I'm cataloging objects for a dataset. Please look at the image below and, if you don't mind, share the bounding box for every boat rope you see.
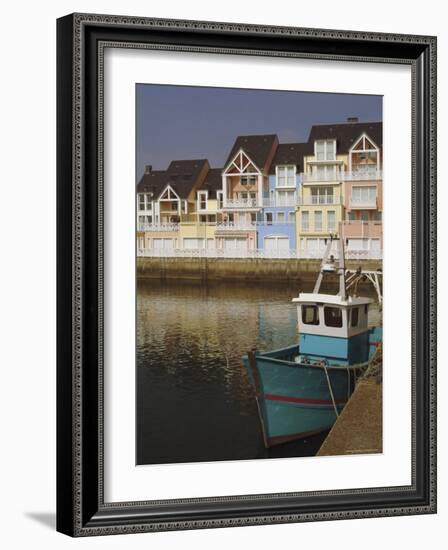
[321,362,339,418]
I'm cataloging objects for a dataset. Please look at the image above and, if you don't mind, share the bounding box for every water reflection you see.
[137,279,380,465]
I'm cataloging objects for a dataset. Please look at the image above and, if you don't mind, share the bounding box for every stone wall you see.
[137,257,381,284]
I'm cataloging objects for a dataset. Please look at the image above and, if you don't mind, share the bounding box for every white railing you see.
[301,170,382,183]
[224,198,259,208]
[300,225,337,233]
[262,197,297,207]
[298,195,340,206]
[137,247,382,260]
[301,172,343,183]
[349,196,377,208]
[215,221,257,231]
[137,223,179,232]
[344,169,382,181]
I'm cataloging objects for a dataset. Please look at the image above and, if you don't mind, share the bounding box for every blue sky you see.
[136,84,382,179]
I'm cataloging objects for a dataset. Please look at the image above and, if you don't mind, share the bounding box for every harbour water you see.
[137,278,381,465]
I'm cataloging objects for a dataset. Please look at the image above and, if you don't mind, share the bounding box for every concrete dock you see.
[317,375,382,456]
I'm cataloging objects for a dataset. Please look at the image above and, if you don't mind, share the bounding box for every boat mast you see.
[312,234,347,298]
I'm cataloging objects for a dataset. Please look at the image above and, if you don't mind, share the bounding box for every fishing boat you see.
[243,237,382,448]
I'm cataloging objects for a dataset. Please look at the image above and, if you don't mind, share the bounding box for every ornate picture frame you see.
[56,13,436,536]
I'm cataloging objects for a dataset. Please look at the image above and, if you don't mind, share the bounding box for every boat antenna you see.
[312,229,347,298]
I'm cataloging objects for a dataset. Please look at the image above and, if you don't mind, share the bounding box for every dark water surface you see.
[137,279,379,465]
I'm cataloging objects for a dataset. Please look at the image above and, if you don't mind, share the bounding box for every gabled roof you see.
[136,170,167,198]
[224,134,278,171]
[307,121,382,154]
[137,159,209,200]
[268,142,310,174]
[197,168,223,199]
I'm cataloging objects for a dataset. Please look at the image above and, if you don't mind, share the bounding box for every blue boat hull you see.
[243,327,382,447]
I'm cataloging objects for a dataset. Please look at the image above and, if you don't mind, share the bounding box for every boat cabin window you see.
[350,307,359,327]
[324,306,343,328]
[302,305,319,325]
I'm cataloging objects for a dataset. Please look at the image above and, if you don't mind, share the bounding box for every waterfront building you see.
[340,123,383,258]
[297,119,382,258]
[137,120,383,260]
[257,143,307,254]
[216,135,278,254]
[136,159,209,251]
[179,168,223,251]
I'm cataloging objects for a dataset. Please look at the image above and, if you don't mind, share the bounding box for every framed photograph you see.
[57,13,437,536]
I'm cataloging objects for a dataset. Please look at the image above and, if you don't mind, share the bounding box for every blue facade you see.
[256,173,301,251]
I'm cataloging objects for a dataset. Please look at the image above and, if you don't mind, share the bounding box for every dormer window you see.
[138,193,152,211]
[198,191,208,210]
[276,165,296,187]
[315,140,336,161]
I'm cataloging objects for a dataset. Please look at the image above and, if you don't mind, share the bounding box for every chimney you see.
[347,117,359,123]
[145,164,152,174]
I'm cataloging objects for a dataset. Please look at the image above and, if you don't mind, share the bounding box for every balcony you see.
[138,223,179,232]
[349,196,378,209]
[301,169,382,183]
[345,169,382,181]
[224,198,259,209]
[341,220,382,238]
[301,172,343,183]
[298,195,341,206]
[215,221,257,231]
[262,197,297,207]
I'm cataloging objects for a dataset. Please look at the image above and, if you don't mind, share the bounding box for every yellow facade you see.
[297,153,348,251]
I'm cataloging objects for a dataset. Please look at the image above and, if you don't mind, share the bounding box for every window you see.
[311,186,334,204]
[241,175,257,186]
[198,191,207,210]
[171,202,178,211]
[351,186,377,206]
[301,211,309,231]
[315,140,336,161]
[138,194,153,211]
[277,212,285,223]
[314,211,322,231]
[277,165,296,186]
[314,165,338,181]
[360,211,369,222]
[217,191,223,210]
[302,305,319,325]
[265,212,273,225]
[250,212,256,223]
[348,212,356,221]
[350,307,359,327]
[324,307,343,328]
[327,211,336,232]
[200,215,207,223]
[289,211,295,223]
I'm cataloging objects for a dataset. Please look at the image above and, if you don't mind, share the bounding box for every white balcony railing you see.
[301,170,382,183]
[138,223,179,232]
[262,197,297,207]
[349,196,378,208]
[137,247,382,260]
[301,172,343,183]
[344,169,382,181]
[215,221,257,231]
[298,195,340,206]
[224,198,259,208]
